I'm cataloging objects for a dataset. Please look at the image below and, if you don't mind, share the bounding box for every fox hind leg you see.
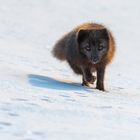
[82,76,89,87]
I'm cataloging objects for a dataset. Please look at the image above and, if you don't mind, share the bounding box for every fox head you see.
[77,28,109,64]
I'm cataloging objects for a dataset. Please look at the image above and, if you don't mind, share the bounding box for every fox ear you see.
[77,29,90,43]
[100,28,109,39]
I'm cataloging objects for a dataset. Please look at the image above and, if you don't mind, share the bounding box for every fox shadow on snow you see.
[28,74,92,91]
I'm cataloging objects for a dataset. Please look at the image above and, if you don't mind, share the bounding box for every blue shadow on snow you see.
[28,74,90,91]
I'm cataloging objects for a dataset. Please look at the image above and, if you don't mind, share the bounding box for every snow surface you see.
[0,0,140,140]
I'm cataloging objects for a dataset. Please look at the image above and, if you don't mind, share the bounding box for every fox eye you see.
[98,43,104,51]
[84,44,91,51]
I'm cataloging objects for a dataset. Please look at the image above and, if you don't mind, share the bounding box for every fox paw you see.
[82,76,96,87]
[86,76,96,84]
[82,80,89,87]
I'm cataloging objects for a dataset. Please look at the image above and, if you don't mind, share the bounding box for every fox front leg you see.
[81,67,96,86]
[96,66,105,91]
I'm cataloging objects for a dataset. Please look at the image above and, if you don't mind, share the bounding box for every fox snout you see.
[92,57,99,64]
[91,53,100,64]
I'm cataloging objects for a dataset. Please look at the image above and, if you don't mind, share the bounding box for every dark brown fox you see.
[52,23,115,91]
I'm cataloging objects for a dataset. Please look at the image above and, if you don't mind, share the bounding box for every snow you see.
[0,0,140,140]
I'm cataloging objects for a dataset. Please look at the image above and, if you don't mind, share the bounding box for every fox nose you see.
[93,57,98,62]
